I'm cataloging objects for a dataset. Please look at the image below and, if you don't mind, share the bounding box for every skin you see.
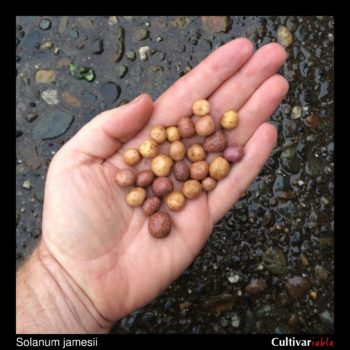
[16,38,288,333]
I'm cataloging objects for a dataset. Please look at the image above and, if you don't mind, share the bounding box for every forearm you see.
[16,242,112,334]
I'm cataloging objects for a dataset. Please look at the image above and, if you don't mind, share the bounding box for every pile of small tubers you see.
[115,99,244,239]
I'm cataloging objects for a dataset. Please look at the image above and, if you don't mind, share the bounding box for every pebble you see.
[91,38,104,54]
[78,17,94,29]
[201,293,236,313]
[126,50,136,61]
[305,154,324,177]
[16,129,23,137]
[82,90,97,103]
[26,112,38,123]
[298,254,309,266]
[33,111,74,140]
[58,17,69,33]
[100,82,120,104]
[22,180,32,190]
[108,16,118,26]
[34,187,44,203]
[231,313,240,328]
[202,16,229,33]
[40,41,53,49]
[62,91,81,108]
[35,70,56,84]
[245,279,267,295]
[19,140,41,170]
[41,89,59,105]
[227,274,240,284]
[283,104,291,115]
[286,276,310,299]
[297,180,304,186]
[319,310,334,329]
[269,198,277,207]
[263,247,288,275]
[76,41,85,49]
[57,58,71,68]
[139,46,150,61]
[291,105,302,119]
[170,16,189,28]
[309,291,317,300]
[288,314,300,329]
[132,28,149,41]
[68,29,79,39]
[281,147,296,160]
[314,265,330,281]
[114,41,124,62]
[305,115,320,129]
[321,197,329,206]
[277,26,293,48]
[39,18,51,31]
[21,31,42,50]
[117,65,128,78]
[243,310,255,333]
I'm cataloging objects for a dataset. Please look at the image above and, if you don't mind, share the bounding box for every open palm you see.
[41,38,288,326]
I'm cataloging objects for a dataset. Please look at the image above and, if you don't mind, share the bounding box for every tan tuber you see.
[169,140,186,161]
[139,139,159,158]
[123,148,141,166]
[209,156,230,180]
[150,124,167,144]
[182,179,202,199]
[151,154,174,177]
[192,99,210,117]
[126,187,147,207]
[220,110,239,129]
[166,191,186,211]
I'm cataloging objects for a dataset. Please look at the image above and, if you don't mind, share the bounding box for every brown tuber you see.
[173,161,190,182]
[203,130,228,153]
[136,170,155,187]
[115,169,136,187]
[178,117,195,138]
[202,177,217,192]
[223,145,244,163]
[190,161,209,181]
[148,212,172,238]
[169,140,186,161]
[143,197,161,216]
[152,177,174,197]
[195,115,216,136]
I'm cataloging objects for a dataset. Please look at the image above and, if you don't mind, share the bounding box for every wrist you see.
[16,242,113,334]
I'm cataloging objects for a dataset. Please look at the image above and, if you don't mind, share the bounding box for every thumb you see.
[66,94,153,160]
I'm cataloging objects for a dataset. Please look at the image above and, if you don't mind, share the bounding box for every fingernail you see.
[131,94,142,104]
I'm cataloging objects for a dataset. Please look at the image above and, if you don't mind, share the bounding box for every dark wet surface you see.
[16,16,334,333]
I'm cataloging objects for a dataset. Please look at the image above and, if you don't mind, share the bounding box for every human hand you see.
[26,38,288,333]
